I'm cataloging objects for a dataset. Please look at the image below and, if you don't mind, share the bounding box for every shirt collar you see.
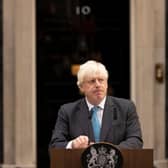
[86,96,106,111]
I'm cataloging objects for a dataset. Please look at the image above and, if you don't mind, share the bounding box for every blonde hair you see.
[77,60,109,87]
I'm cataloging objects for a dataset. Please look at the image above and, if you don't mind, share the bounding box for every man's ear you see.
[78,85,84,95]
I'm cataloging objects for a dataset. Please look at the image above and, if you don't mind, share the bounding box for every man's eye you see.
[90,80,95,83]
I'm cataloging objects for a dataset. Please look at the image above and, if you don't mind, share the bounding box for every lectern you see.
[50,147,153,168]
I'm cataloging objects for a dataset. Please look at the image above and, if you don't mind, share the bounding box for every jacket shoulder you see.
[108,96,135,108]
[60,98,85,110]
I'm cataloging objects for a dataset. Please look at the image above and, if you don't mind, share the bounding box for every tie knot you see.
[91,106,100,113]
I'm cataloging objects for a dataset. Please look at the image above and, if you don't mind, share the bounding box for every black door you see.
[36,0,130,167]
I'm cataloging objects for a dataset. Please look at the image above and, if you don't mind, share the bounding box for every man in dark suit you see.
[49,60,143,149]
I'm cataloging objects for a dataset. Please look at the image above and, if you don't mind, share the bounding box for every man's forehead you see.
[84,74,105,80]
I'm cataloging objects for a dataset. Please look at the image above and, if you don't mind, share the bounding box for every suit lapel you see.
[100,97,115,141]
[77,99,95,141]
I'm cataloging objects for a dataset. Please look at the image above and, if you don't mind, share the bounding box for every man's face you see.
[79,74,108,105]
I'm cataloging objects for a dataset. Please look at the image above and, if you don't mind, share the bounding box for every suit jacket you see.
[49,96,143,149]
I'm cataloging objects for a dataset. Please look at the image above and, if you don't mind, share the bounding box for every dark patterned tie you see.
[91,106,101,142]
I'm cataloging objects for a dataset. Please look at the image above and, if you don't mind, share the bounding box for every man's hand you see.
[72,135,90,149]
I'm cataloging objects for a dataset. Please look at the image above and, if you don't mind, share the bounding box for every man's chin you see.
[95,95,104,101]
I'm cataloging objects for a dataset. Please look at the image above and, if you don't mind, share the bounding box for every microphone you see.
[88,110,93,120]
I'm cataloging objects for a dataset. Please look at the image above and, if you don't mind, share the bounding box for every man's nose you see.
[95,79,101,85]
